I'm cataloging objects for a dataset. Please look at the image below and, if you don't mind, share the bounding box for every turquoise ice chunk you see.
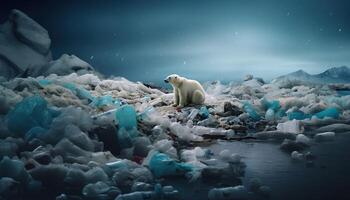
[113,98,122,108]
[261,98,280,111]
[76,87,95,102]
[92,95,114,108]
[62,82,94,102]
[288,110,311,120]
[199,106,209,119]
[275,109,286,119]
[6,95,54,136]
[62,82,77,91]
[149,151,193,178]
[243,102,261,121]
[0,156,30,184]
[115,105,138,149]
[38,79,52,87]
[314,107,339,119]
[115,105,137,131]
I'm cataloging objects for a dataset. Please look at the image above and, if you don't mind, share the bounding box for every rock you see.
[115,191,156,200]
[131,182,153,192]
[0,157,30,184]
[315,124,350,133]
[82,181,120,199]
[244,74,253,81]
[223,102,243,116]
[257,186,271,197]
[280,139,306,152]
[242,79,263,89]
[314,132,335,142]
[0,177,19,198]
[0,9,52,79]
[296,134,311,145]
[10,9,51,54]
[291,151,304,161]
[208,185,249,200]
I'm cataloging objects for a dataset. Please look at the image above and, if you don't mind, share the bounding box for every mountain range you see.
[272,66,350,85]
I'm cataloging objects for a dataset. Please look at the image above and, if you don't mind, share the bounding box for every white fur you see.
[164,74,205,108]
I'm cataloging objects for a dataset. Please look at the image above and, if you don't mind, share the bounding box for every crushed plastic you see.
[199,106,209,119]
[187,109,199,121]
[82,181,120,199]
[0,157,30,184]
[153,139,178,159]
[276,119,304,134]
[145,150,193,178]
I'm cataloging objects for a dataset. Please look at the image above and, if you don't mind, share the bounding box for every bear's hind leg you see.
[192,90,205,105]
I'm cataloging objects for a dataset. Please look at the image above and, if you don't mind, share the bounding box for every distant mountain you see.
[272,66,350,86]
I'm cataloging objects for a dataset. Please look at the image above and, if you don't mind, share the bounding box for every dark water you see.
[336,90,350,96]
[169,133,350,200]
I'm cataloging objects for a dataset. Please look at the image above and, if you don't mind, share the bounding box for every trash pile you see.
[0,71,349,200]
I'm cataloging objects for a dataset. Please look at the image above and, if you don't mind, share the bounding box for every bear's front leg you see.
[178,90,187,108]
[172,88,179,107]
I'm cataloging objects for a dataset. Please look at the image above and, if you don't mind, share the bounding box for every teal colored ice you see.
[261,98,281,111]
[288,110,312,120]
[243,102,261,121]
[115,105,138,148]
[62,82,95,102]
[314,107,339,119]
[6,95,56,136]
[115,105,137,131]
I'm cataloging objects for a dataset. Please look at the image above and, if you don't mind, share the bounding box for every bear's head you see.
[164,74,183,87]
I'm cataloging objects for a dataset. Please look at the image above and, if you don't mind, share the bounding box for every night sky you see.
[1,0,349,83]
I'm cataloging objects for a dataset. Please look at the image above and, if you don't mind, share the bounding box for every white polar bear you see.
[164,74,205,108]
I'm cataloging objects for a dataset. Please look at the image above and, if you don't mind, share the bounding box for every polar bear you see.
[164,74,205,108]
